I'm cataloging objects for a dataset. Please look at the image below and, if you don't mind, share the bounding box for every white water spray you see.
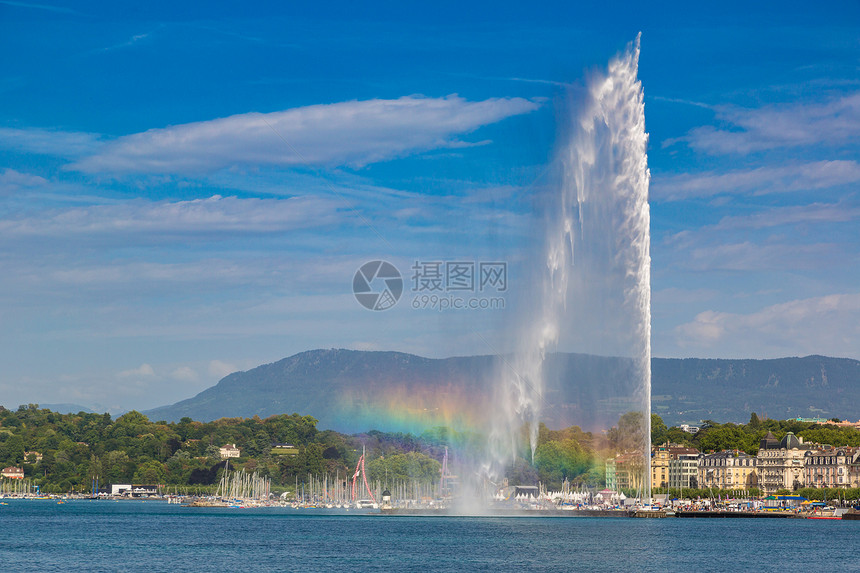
[488,35,651,502]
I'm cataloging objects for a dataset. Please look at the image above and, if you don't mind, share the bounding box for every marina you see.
[5,491,855,520]
[2,498,859,573]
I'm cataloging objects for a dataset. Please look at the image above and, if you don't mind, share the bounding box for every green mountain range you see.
[143,349,860,432]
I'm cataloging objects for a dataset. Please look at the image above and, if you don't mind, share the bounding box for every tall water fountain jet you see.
[488,35,651,503]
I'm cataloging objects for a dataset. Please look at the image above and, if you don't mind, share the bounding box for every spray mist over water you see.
[486,35,651,502]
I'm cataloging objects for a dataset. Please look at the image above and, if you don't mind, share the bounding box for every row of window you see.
[806,456,847,465]
[805,467,845,475]
[806,474,845,484]
[701,458,755,467]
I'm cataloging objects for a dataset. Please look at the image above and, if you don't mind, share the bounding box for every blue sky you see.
[1,1,859,412]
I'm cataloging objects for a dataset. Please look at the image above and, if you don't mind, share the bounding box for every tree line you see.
[0,405,449,494]
[2,404,858,494]
[651,412,860,454]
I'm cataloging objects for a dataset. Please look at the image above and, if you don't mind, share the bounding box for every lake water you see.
[1,500,858,572]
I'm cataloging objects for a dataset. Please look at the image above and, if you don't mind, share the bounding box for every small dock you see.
[632,509,668,518]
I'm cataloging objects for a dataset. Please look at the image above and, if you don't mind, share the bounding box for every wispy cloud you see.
[0,194,345,238]
[34,258,365,294]
[652,160,860,201]
[504,77,567,87]
[664,92,860,154]
[0,0,74,13]
[658,199,860,273]
[0,168,48,194]
[0,127,102,158]
[170,366,199,383]
[101,31,153,52]
[713,202,860,230]
[649,95,712,109]
[46,260,263,287]
[69,95,540,174]
[118,363,155,378]
[675,292,860,359]
[665,239,838,272]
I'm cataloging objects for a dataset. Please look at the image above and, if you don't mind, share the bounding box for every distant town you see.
[635,415,860,498]
[643,417,860,496]
[2,404,860,508]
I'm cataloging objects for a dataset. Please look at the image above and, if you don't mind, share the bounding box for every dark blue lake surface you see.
[1,500,858,572]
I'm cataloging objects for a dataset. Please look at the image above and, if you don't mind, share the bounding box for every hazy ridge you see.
[143,349,860,431]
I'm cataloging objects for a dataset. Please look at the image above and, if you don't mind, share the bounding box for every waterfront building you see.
[110,484,159,497]
[612,452,645,491]
[1,466,24,479]
[651,443,700,489]
[668,449,701,489]
[219,444,241,459]
[651,444,671,489]
[605,458,617,491]
[756,432,811,494]
[679,424,700,434]
[850,450,860,488]
[698,451,757,490]
[111,484,132,495]
[270,443,299,457]
[804,447,856,488]
[828,419,860,431]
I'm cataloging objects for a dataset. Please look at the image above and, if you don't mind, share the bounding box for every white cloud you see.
[118,363,156,378]
[681,241,836,272]
[0,168,48,194]
[652,160,860,201]
[713,202,860,230]
[208,360,237,379]
[675,293,860,359]
[170,366,199,382]
[665,92,860,155]
[69,95,540,174]
[46,260,261,287]
[0,127,102,157]
[0,194,345,238]
[658,201,860,272]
